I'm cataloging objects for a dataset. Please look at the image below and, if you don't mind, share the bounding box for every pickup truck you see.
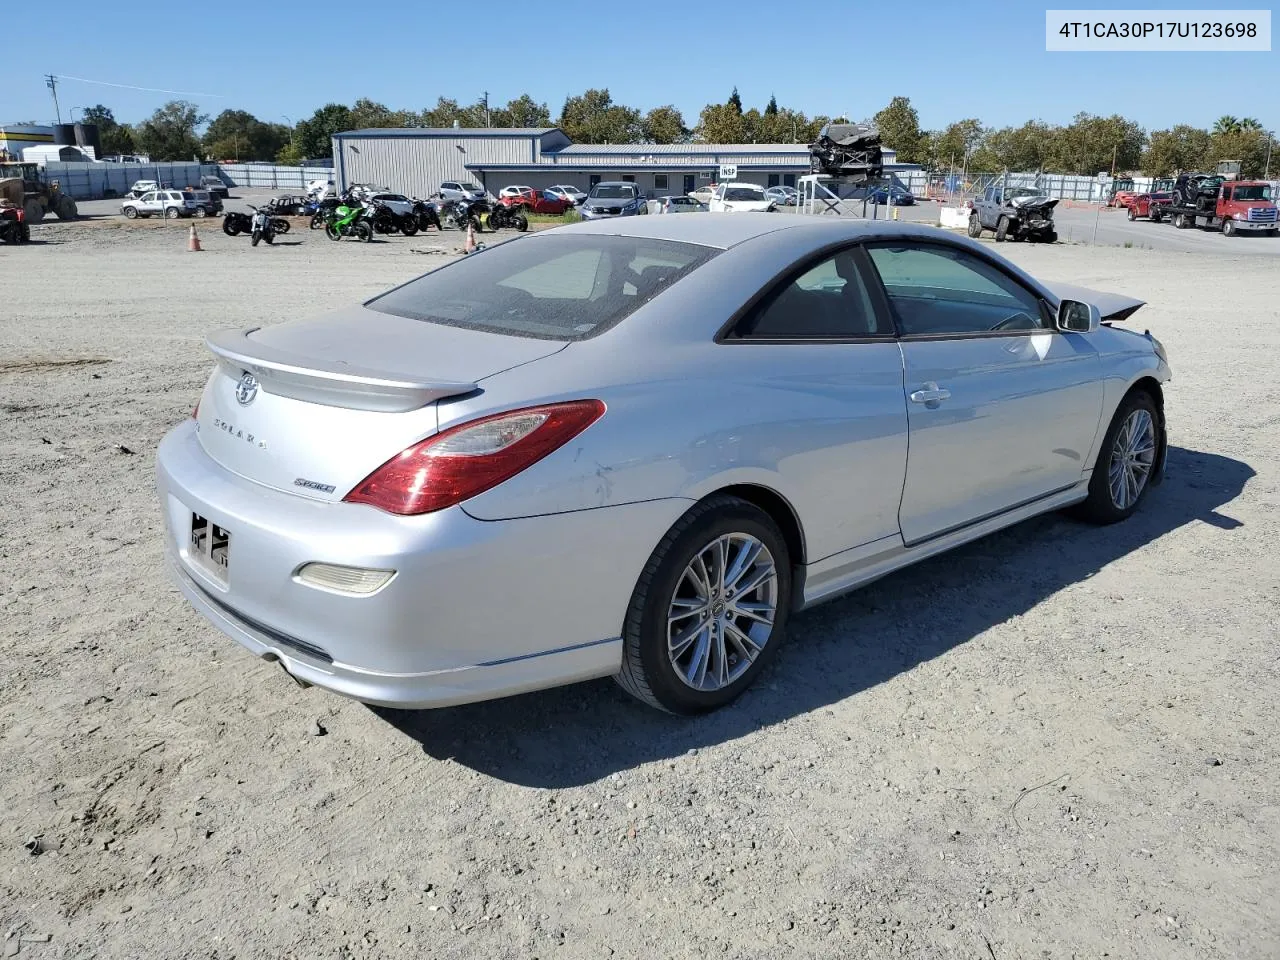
[967,185,1058,243]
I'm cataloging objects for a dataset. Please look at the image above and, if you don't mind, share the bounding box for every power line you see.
[53,74,225,99]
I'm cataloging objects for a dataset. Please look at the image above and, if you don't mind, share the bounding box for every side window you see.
[733,249,883,339]
[1221,186,1232,200]
[865,243,1046,337]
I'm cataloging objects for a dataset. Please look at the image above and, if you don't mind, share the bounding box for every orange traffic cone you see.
[464,221,476,254]
[188,223,202,252]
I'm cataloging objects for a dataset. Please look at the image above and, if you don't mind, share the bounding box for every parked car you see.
[200,176,230,199]
[126,179,167,199]
[709,182,776,213]
[689,184,716,204]
[579,181,647,219]
[649,195,707,214]
[160,216,1171,716]
[369,192,416,218]
[438,180,488,203]
[181,189,222,217]
[121,190,197,219]
[546,184,588,206]
[498,187,573,215]
[764,185,799,206]
[866,185,916,206]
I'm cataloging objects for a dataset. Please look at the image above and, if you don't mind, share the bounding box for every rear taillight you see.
[344,400,606,516]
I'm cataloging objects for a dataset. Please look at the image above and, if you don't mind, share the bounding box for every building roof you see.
[553,142,809,156]
[334,127,559,138]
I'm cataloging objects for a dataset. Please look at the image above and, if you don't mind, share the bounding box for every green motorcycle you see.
[324,199,373,242]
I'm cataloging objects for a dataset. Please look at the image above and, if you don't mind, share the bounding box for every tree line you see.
[81,92,1277,180]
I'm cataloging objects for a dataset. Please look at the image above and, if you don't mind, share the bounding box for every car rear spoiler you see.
[1042,281,1146,323]
[205,327,478,413]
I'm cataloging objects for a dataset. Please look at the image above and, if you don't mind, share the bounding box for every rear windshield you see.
[365,235,717,341]
[725,187,765,201]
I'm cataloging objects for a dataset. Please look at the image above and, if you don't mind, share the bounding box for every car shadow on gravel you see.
[374,446,1253,787]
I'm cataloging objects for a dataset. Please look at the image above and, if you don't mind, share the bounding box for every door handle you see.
[909,383,951,404]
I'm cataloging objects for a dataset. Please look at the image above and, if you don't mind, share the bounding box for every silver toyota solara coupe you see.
[156,214,1171,715]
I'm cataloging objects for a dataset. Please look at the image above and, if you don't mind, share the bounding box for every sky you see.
[9,0,1278,134]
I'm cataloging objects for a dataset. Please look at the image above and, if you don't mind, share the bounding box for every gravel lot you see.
[2,218,1277,959]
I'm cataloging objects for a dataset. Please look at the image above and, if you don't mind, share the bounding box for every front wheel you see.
[615,496,792,714]
[400,218,418,236]
[325,223,342,241]
[967,213,982,238]
[1222,219,1236,237]
[251,230,261,247]
[272,218,290,234]
[995,215,1009,241]
[124,207,139,219]
[310,214,324,230]
[223,218,240,236]
[1127,205,1137,221]
[513,213,528,232]
[1071,390,1162,524]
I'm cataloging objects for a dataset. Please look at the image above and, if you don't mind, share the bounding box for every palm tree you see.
[1213,116,1241,135]
[1239,118,1263,131]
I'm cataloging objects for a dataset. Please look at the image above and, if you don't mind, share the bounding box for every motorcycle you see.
[308,196,341,229]
[249,205,274,246]
[224,209,291,237]
[367,199,419,237]
[441,196,490,232]
[487,203,529,232]
[324,199,373,242]
[411,196,442,231]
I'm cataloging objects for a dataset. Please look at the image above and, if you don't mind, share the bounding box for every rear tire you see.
[223,218,240,236]
[1127,205,1137,221]
[55,196,77,220]
[967,213,982,238]
[165,207,180,219]
[195,207,208,218]
[400,218,418,236]
[355,222,373,242]
[995,216,1009,241]
[615,496,792,714]
[513,213,528,232]
[1071,390,1162,525]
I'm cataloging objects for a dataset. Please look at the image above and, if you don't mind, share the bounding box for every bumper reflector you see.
[296,563,395,596]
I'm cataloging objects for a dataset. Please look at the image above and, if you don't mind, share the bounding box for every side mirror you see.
[1057,299,1101,333]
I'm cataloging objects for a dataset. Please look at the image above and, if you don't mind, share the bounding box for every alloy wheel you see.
[667,534,778,692]
[1108,409,1156,510]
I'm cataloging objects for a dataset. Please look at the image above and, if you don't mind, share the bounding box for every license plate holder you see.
[189,512,230,584]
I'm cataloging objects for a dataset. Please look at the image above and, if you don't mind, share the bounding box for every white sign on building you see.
[718,163,737,181]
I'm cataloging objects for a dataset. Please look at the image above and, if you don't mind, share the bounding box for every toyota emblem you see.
[235,372,259,406]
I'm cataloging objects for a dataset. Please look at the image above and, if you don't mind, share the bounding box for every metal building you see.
[332,127,571,198]
[331,126,902,199]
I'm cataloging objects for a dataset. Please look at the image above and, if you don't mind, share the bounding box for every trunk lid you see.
[195,305,567,500]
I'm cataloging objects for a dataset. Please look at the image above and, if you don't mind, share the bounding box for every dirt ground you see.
[1,219,1277,960]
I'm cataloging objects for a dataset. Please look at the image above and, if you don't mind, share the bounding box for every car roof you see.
[558,211,962,250]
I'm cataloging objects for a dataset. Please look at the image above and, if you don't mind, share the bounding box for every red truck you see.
[1126,178,1175,222]
[1164,173,1278,236]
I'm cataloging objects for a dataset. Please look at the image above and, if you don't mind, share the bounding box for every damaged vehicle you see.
[808,123,884,181]
[969,185,1058,243]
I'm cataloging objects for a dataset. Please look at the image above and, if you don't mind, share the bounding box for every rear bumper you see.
[156,421,689,708]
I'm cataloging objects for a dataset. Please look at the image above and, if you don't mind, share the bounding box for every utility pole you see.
[1266,132,1274,179]
[45,74,62,123]
[1110,142,1118,178]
